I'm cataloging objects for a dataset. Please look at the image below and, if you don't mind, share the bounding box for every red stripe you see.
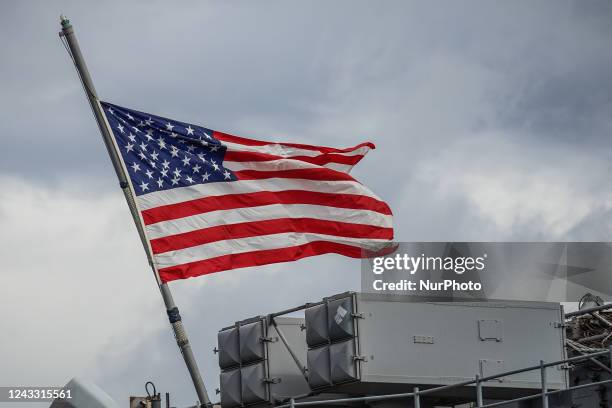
[142,190,392,225]
[214,130,375,153]
[158,240,365,282]
[150,218,393,254]
[224,150,365,166]
[234,168,355,181]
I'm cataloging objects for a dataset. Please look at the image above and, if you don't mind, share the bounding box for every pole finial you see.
[60,14,70,28]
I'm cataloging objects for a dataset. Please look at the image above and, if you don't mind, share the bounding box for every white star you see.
[186,175,194,184]
[139,181,149,192]
[157,178,164,188]
[223,170,232,180]
[131,162,141,172]
[145,130,154,141]
[145,117,154,126]
[197,153,207,163]
[117,124,125,133]
[137,120,146,127]
[157,137,167,150]
[165,122,175,131]
[139,142,148,151]
[125,143,134,153]
[211,161,220,171]
[182,155,191,166]
[171,177,180,186]
[210,145,219,152]
[138,151,147,160]
[170,132,178,138]
[149,160,157,168]
[150,151,159,161]
[162,160,170,169]
[203,132,212,140]
[128,133,136,142]
[192,164,201,173]
[132,126,141,133]
[170,146,180,158]
[160,169,169,178]
[202,172,210,181]
[107,107,114,115]
[186,126,194,135]
[126,113,134,121]
[173,168,182,178]
[145,169,154,179]
[187,145,196,153]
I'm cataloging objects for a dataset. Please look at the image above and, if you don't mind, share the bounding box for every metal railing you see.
[279,349,612,408]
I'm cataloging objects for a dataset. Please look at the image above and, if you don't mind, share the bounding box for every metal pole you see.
[59,15,211,407]
[540,360,548,408]
[475,375,483,407]
[413,387,420,408]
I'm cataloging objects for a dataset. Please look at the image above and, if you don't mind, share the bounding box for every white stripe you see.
[224,158,354,173]
[223,141,371,159]
[146,203,393,239]
[137,178,385,210]
[153,232,389,268]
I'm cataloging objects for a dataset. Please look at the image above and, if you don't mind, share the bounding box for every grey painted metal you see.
[565,303,612,317]
[59,16,210,407]
[271,318,308,380]
[275,350,610,408]
[540,361,548,408]
[476,375,483,407]
[306,293,567,396]
[412,387,420,408]
[217,317,310,407]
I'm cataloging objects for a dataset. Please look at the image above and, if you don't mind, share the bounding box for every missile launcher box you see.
[304,292,568,399]
[217,316,310,407]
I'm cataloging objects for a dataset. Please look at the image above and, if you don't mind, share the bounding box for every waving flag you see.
[101,102,393,282]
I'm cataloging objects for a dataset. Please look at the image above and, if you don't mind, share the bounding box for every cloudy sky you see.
[1,1,612,407]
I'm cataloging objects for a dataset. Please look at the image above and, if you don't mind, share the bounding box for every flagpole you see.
[59,15,211,407]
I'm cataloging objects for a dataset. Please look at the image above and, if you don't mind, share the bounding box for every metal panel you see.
[330,339,358,384]
[479,359,505,378]
[239,321,265,364]
[478,319,503,342]
[241,362,268,405]
[307,345,331,388]
[354,295,567,392]
[305,303,329,347]
[220,368,242,408]
[218,327,240,369]
[218,317,310,407]
[327,297,354,342]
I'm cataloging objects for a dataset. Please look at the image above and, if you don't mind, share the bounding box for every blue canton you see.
[101,102,236,196]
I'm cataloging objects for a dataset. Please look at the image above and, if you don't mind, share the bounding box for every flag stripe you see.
[224,156,363,174]
[136,178,384,211]
[224,150,366,166]
[157,240,366,282]
[234,167,356,182]
[154,232,387,269]
[142,189,392,225]
[222,141,371,159]
[145,203,393,240]
[150,218,393,254]
[215,130,375,153]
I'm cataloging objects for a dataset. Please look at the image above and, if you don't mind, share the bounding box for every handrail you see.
[276,349,611,408]
[565,303,612,318]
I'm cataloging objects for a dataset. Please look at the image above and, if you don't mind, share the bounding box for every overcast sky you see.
[1,1,612,407]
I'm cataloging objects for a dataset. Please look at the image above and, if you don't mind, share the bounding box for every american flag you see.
[101,102,393,282]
